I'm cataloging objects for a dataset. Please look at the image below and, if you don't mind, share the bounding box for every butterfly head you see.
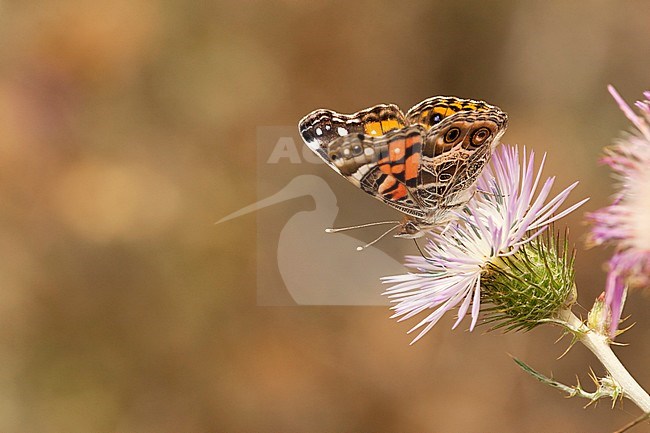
[394,220,426,239]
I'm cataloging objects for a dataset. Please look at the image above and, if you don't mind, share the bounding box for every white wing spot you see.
[315,127,323,136]
[394,148,401,154]
[337,127,348,136]
[356,164,370,176]
[325,124,331,130]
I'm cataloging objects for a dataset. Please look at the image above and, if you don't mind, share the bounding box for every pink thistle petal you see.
[608,85,650,138]
[604,265,625,337]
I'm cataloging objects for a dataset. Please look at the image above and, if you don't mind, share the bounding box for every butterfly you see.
[298,96,508,240]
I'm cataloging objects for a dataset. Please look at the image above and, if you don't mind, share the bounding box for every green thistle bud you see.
[481,230,577,332]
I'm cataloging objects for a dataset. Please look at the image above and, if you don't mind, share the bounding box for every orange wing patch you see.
[388,183,408,200]
[404,135,420,186]
[376,133,421,187]
[364,119,404,136]
[378,175,408,201]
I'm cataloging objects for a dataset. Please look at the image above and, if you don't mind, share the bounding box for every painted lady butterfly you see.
[299,96,508,238]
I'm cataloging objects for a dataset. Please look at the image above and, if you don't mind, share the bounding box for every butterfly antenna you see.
[325,220,400,233]
[356,223,402,251]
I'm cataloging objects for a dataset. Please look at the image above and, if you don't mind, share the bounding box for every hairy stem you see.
[556,309,650,413]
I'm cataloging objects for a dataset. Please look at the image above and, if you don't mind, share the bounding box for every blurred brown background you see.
[0,1,649,432]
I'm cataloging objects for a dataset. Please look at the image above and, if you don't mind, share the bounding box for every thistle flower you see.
[586,86,650,336]
[383,145,588,343]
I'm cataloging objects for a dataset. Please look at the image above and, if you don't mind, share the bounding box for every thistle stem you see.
[557,309,650,413]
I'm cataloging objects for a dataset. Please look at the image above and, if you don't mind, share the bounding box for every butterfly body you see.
[299,96,508,237]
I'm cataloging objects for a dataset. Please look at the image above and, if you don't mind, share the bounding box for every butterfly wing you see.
[299,104,407,168]
[298,96,508,226]
[414,106,509,210]
[338,126,428,220]
[406,96,495,131]
[306,123,429,221]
